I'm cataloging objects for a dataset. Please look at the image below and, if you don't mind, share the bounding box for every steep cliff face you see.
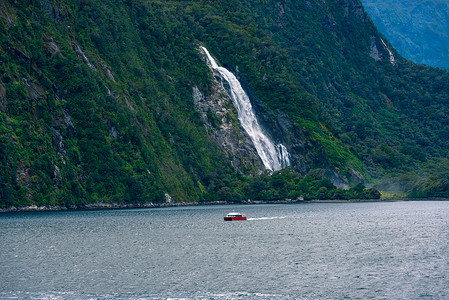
[0,0,241,205]
[193,80,265,175]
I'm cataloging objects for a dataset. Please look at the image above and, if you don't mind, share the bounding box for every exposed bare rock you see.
[72,42,97,71]
[22,78,45,100]
[99,58,117,83]
[0,83,7,113]
[0,0,16,26]
[193,80,265,175]
[380,38,396,66]
[43,36,61,57]
[369,36,382,61]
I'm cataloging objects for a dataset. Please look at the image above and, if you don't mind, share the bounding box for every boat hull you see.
[224,216,247,221]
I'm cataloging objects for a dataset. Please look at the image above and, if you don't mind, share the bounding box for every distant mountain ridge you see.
[361,0,449,69]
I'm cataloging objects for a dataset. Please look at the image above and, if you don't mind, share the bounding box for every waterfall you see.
[201,46,291,171]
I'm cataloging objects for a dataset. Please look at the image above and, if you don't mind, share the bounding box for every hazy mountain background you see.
[361,0,449,69]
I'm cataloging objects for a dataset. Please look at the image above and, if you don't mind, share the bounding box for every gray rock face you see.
[369,35,382,61]
[0,83,6,113]
[193,80,265,175]
[250,97,309,174]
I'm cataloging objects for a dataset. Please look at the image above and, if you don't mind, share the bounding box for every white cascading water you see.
[201,46,291,171]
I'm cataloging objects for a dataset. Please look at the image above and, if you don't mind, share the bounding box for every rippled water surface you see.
[1,201,448,299]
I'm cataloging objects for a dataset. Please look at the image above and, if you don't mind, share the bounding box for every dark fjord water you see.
[1,201,448,299]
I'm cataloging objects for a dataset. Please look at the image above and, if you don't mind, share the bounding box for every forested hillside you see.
[1,0,448,208]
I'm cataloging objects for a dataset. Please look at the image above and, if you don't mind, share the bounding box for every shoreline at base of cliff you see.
[1,198,448,213]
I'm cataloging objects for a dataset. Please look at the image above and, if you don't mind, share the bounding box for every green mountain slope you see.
[248,0,449,195]
[0,0,238,206]
[360,0,449,70]
[1,0,448,207]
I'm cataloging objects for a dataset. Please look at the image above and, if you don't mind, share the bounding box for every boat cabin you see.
[224,212,247,221]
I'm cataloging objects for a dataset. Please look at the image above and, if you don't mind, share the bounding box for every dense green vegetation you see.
[1,0,448,208]
[204,168,380,202]
[1,0,233,206]
[250,0,449,197]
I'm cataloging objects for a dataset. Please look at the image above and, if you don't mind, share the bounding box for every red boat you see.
[224,212,247,221]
